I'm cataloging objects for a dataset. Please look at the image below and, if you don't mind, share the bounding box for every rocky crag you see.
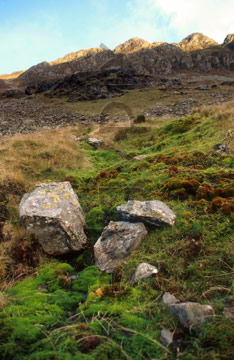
[1,32,234,100]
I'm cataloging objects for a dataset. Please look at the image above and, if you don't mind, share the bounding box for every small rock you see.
[94,221,147,273]
[223,304,234,319]
[214,143,228,154]
[130,263,158,284]
[117,200,176,227]
[169,302,214,328]
[19,182,87,255]
[160,328,174,347]
[162,292,180,305]
[71,135,81,142]
[195,85,209,90]
[87,137,103,149]
[133,155,147,161]
[68,274,79,281]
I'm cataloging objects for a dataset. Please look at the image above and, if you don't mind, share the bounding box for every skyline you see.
[1,0,234,74]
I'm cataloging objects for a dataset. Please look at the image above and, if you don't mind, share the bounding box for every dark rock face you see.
[169,302,214,328]
[223,34,234,45]
[94,221,147,273]
[25,68,158,102]
[117,200,176,227]
[19,182,87,255]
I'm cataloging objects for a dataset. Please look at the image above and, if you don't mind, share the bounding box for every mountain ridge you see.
[1,33,234,89]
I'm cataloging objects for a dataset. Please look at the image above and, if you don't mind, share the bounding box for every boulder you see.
[162,292,180,305]
[19,182,87,255]
[130,262,158,284]
[94,221,147,273]
[117,200,176,227]
[169,302,214,328]
[87,137,103,149]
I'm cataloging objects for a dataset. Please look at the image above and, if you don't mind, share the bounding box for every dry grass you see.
[0,126,92,187]
[0,291,7,310]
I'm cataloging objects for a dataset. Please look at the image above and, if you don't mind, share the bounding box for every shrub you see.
[134,114,146,124]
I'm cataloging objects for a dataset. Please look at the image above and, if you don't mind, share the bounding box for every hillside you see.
[0,94,233,359]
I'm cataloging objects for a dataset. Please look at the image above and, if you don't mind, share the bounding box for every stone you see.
[130,263,158,284]
[195,85,209,90]
[214,143,228,154]
[94,221,147,273]
[223,304,234,319]
[133,155,147,161]
[87,137,103,149]
[162,292,180,305]
[19,182,87,255]
[160,328,174,347]
[169,302,214,328]
[117,200,176,227]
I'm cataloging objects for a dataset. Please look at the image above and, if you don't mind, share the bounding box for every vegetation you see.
[134,114,146,124]
[0,99,233,359]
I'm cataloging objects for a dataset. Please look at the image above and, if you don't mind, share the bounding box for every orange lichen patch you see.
[211,197,234,214]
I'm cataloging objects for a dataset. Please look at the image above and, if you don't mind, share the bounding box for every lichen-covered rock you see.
[169,302,214,328]
[94,221,147,273]
[130,262,158,284]
[162,292,180,305]
[117,200,176,227]
[19,182,87,255]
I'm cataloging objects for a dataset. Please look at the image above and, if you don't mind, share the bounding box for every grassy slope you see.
[0,100,233,360]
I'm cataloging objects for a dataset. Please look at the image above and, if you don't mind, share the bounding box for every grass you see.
[0,99,233,359]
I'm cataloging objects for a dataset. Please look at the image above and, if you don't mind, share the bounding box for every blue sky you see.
[1,0,234,74]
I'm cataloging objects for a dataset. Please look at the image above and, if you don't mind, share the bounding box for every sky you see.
[0,0,234,74]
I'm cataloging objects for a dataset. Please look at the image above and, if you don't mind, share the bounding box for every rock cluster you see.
[95,200,175,272]
[0,97,90,138]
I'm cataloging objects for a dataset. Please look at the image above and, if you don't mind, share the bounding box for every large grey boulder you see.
[94,221,147,273]
[169,302,214,328]
[117,200,176,227]
[130,262,158,284]
[19,182,87,255]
